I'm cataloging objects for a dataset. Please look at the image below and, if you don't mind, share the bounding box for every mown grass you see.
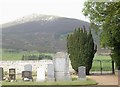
[2,79,97,86]
[94,55,111,60]
[91,55,112,71]
[1,74,97,86]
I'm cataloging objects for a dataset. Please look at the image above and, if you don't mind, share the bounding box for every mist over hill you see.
[2,14,91,53]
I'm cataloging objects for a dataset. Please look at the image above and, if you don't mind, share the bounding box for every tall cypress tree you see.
[67,27,97,75]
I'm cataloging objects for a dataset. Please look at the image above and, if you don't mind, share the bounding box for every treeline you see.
[22,54,52,60]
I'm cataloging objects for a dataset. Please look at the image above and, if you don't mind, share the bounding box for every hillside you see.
[2,14,91,53]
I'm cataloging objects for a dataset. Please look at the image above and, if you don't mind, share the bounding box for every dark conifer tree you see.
[67,27,97,75]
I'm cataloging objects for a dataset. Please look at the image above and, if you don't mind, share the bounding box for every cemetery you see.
[0,52,97,86]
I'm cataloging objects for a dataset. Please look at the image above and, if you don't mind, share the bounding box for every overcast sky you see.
[0,0,89,24]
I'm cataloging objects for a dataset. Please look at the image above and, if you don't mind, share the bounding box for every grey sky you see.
[0,0,89,24]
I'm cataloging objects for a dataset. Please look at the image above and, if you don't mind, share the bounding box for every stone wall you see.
[0,60,74,74]
[0,60,52,74]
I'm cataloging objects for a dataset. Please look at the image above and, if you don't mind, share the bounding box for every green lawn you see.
[91,55,112,71]
[2,79,97,86]
[94,55,111,60]
[1,75,97,86]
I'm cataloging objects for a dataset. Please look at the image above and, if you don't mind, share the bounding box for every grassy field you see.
[1,49,111,61]
[1,50,53,60]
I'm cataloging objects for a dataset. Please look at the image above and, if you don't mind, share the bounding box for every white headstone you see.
[54,52,71,81]
[78,66,86,81]
[36,66,45,82]
[47,64,55,81]
[24,64,32,71]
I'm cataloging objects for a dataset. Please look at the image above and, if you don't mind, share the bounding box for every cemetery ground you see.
[1,74,118,86]
[2,75,97,86]
[1,51,119,86]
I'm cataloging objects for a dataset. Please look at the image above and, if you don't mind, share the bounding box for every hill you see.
[2,14,90,53]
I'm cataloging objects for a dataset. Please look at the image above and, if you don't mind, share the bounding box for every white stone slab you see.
[36,66,45,82]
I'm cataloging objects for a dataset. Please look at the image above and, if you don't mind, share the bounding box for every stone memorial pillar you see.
[36,66,45,82]
[54,52,71,81]
[78,66,86,81]
[47,64,55,81]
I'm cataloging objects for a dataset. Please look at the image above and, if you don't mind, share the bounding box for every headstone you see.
[118,68,120,86]
[22,71,33,81]
[22,64,33,81]
[24,64,32,71]
[54,52,71,81]
[9,68,16,81]
[47,64,55,81]
[0,67,3,81]
[36,66,45,82]
[78,66,86,81]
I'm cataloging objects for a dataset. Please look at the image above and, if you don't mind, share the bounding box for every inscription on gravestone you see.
[78,66,86,81]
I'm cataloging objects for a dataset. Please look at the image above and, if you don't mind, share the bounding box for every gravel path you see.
[87,75,118,85]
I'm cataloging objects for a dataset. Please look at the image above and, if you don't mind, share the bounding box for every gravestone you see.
[22,71,33,81]
[0,67,3,81]
[47,64,55,81]
[118,68,120,86]
[78,66,86,81]
[54,52,71,81]
[9,68,16,81]
[22,64,33,81]
[24,64,32,71]
[36,66,45,82]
